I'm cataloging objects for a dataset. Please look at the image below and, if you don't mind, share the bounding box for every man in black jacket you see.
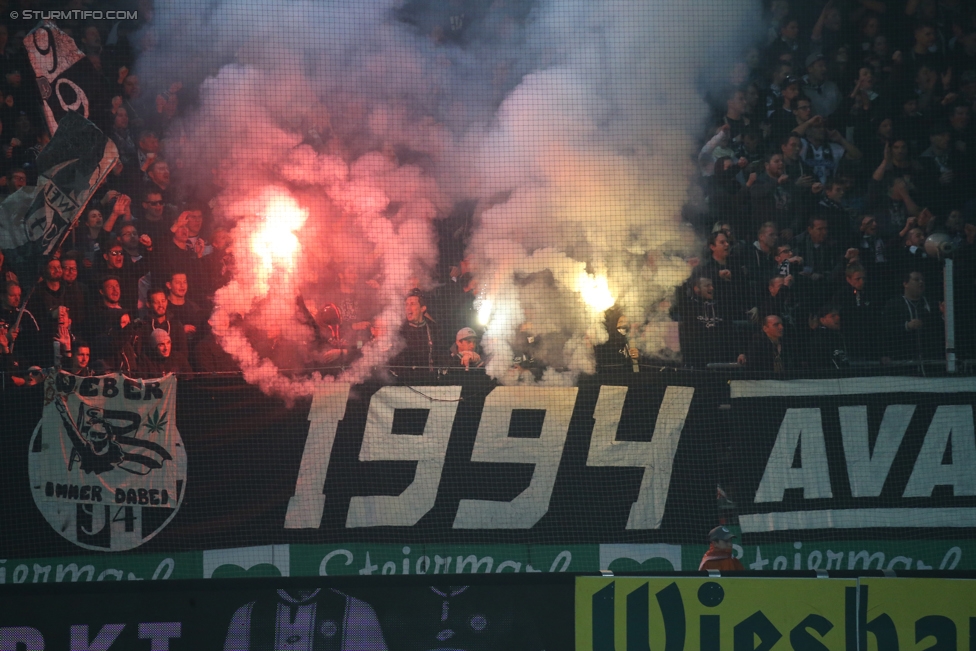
[85,276,135,368]
[694,231,749,318]
[882,271,943,361]
[792,216,847,315]
[394,289,444,371]
[675,276,737,369]
[805,305,849,370]
[813,180,855,249]
[748,151,796,231]
[887,226,941,299]
[745,314,793,372]
[831,264,879,360]
[736,222,779,307]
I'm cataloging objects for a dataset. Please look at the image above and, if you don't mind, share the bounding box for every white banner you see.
[28,371,187,551]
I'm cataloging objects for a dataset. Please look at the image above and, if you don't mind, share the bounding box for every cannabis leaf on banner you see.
[144,408,168,436]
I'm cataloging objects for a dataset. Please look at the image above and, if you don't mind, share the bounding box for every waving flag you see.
[25,20,113,135]
[0,111,118,280]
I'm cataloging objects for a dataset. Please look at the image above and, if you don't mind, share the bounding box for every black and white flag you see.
[25,21,113,135]
[0,112,118,280]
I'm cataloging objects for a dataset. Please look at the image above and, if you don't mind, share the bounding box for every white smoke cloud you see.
[136,0,759,394]
[465,1,760,382]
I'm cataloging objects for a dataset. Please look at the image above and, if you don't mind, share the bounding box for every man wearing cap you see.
[801,53,841,118]
[699,526,745,571]
[450,327,484,369]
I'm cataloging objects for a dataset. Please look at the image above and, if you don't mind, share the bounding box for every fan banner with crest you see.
[28,371,187,552]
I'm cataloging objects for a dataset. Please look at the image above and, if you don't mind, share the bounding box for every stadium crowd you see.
[681,0,976,372]
[1,0,976,387]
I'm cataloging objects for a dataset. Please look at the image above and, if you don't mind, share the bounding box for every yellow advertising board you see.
[577,577,855,651]
[576,577,976,651]
[858,578,975,651]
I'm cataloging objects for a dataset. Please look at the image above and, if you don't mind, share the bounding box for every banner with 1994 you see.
[2,371,974,565]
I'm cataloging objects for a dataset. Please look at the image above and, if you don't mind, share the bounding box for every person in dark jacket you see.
[393,289,444,370]
[759,274,798,330]
[745,314,793,372]
[191,325,241,375]
[86,276,133,363]
[596,310,642,373]
[693,231,749,318]
[831,264,879,360]
[138,328,191,377]
[675,276,737,369]
[805,305,849,370]
[0,280,41,367]
[882,271,943,361]
[59,252,88,332]
[449,327,485,369]
[748,151,797,233]
[792,216,847,315]
[887,225,941,298]
[736,222,780,307]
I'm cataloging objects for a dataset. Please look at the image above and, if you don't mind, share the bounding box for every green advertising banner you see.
[2,539,974,584]
[681,538,973,573]
[0,551,203,584]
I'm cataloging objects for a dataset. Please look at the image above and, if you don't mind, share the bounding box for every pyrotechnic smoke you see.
[135,0,759,393]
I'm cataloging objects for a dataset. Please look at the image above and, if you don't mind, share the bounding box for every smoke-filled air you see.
[135,0,759,394]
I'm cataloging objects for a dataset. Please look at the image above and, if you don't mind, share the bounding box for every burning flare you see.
[251,192,307,276]
[477,297,493,327]
[577,272,615,312]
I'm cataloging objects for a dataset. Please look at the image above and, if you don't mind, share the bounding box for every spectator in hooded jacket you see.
[675,276,737,369]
